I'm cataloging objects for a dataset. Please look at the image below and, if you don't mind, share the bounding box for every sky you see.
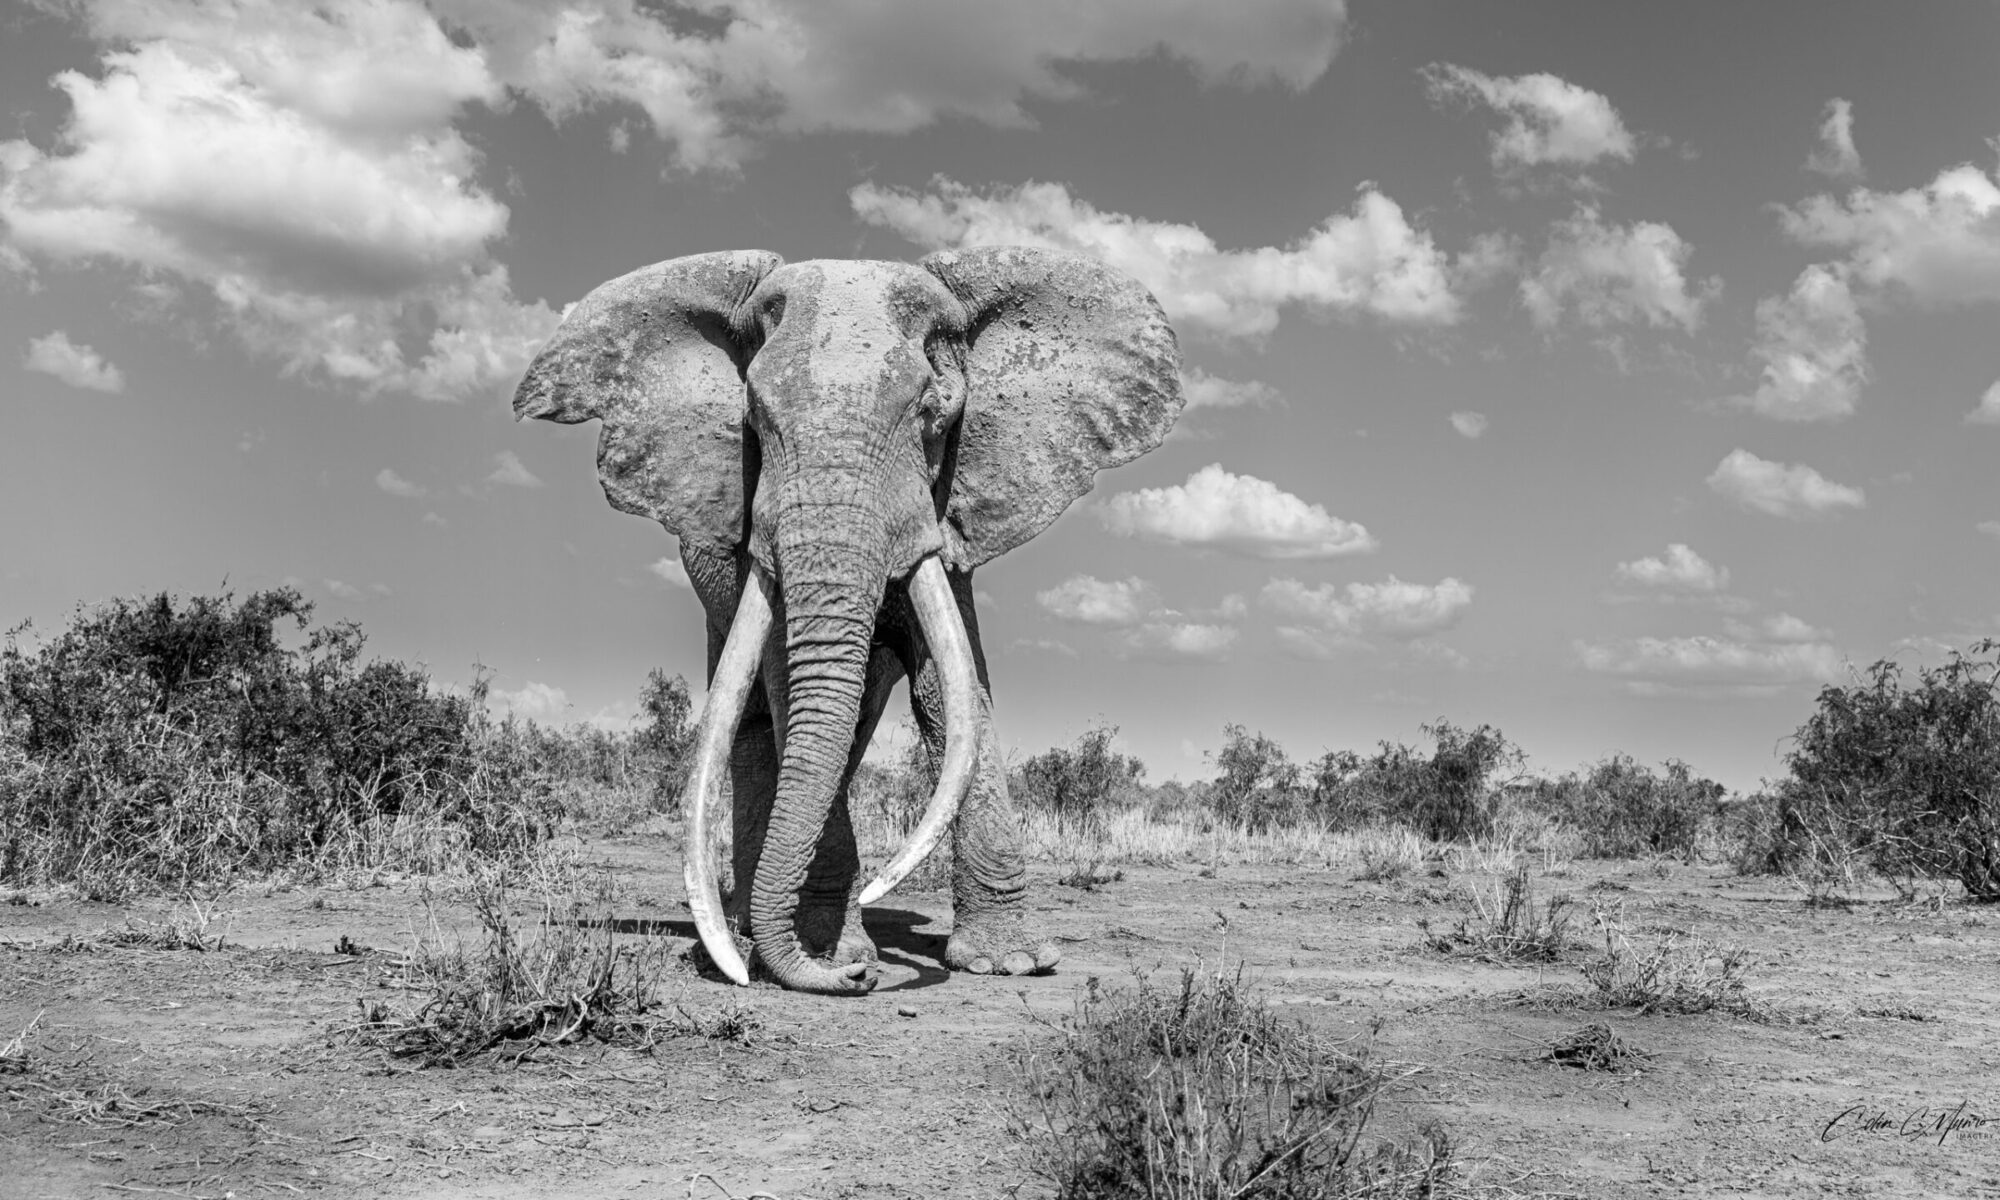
[4,0,2000,793]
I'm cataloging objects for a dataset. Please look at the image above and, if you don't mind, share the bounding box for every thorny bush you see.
[1749,640,2000,900]
[0,589,694,894]
[1010,964,1456,1199]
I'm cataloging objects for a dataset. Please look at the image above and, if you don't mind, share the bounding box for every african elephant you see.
[513,247,1182,995]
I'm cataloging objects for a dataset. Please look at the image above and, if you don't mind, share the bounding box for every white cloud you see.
[1011,637,1078,657]
[1805,98,1863,181]
[488,680,571,724]
[1098,464,1375,559]
[1705,448,1865,519]
[1037,575,1162,625]
[323,578,391,602]
[1576,635,1843,693]
[1782,158,2000,307]
[851,176,1464,339]
[488,450,543,488]
[1448,411,1488,438]
[375,467,427,498]
[1615,543,1728,593]
[1521,205,1714,332]
[649,556,691,589]
[445,0,1348,172]
[1725,612,1830,643]
[22,330,125,393]
[1980,520,2000,539]
[1262,575,1474,643]
[1733,265,1867,421]
[422,511,448,528]
[1033,572,1237,659]
[1421,64,1635,174]
[1115,622,1238,660]
[1182,368,1280,410]
[0,2,557,401]
[1967,379,2000,426]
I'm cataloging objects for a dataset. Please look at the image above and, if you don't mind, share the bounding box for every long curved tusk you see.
[683,566,774,987]
[861,556,978,905]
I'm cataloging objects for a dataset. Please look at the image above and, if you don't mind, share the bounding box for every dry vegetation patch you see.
[1009,964,1459,1200]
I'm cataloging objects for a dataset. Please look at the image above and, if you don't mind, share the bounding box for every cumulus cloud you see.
[1098,464,1375,559]
[1966,379,2000,426]
[375,467,426,498]
[1261,576,1474,647]
[1035,573,1237,660]
[1980,519,2000,539]
[1421,64,1635,174]
[1182,367,1281,410]
[851,176,1465,339]
[649,556,691,589]
[1038,575,1162,625]
[1805,98,1863,181]
[443,0,1348,172]
[1726,612,1830,643]
[1115,622,1238,660]
[488,450,543,488]
[1706,448,1865,519]
[1615,543,1729,593]
[488,680,571,724]
[323,578,391,602]
[22,330,124,392]
[1448,411,1488,438]
[1576,635,1843,695]
[1782,158,2000,307]
[0,1,556,401]
[1732,265,1867,421]
[1521,205,1714,332]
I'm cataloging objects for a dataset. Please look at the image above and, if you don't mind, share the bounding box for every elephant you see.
[513,246,1182,995]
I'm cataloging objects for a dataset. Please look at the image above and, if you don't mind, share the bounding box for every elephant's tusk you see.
[861,556,977,905]
[683,565,774,987]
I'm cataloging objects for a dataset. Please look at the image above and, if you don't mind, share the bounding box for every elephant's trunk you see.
[750,514,888,995]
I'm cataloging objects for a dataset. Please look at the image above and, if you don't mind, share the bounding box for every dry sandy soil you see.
[3,832,1998,1200]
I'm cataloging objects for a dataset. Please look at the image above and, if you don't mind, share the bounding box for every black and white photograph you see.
[2,1,1997,1196]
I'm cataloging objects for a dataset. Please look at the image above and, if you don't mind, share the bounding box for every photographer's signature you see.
[1821,1101,1992,1146]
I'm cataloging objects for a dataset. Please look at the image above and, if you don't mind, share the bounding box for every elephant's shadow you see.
[604,906,951,992]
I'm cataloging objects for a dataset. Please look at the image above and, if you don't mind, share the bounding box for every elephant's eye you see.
[760,294,786,327]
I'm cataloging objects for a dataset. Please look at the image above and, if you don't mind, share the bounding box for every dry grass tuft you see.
[1540,1022,1651,1072]
[347,864,691,1066]
[1418,863,1578,964]
[1009,962,1462,1199]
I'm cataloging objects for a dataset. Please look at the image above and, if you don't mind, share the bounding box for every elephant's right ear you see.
[514,250,782,551]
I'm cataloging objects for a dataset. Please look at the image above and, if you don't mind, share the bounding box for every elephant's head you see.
[514,247,1181,992]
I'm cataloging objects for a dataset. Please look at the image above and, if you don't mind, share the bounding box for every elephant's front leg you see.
[906,578,1060,978]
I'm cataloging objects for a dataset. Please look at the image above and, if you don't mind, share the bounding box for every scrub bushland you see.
[0,588,693,897]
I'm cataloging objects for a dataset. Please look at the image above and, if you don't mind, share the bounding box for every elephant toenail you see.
[968,956,993,974]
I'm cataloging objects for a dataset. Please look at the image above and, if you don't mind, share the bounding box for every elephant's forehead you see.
[762,260,955,325]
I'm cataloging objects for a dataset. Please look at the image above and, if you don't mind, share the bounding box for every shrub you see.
[1208,725,1304,832]
[1521,756,1728,860]
[1308,723,1520,842]
[1751,642,2000,900]
[0,588,690,892]
[1015,724,1147,834]
[1010,965,1455,1199]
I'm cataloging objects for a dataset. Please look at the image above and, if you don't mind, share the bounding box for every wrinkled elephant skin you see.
[514,248,1183,994]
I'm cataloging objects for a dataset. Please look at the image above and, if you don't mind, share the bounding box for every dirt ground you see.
[3,833,1998,1200]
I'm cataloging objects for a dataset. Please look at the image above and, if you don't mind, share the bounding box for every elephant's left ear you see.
[922,246,1183,567]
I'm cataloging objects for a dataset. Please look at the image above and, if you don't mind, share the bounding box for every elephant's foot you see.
[944,916,1060,977]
